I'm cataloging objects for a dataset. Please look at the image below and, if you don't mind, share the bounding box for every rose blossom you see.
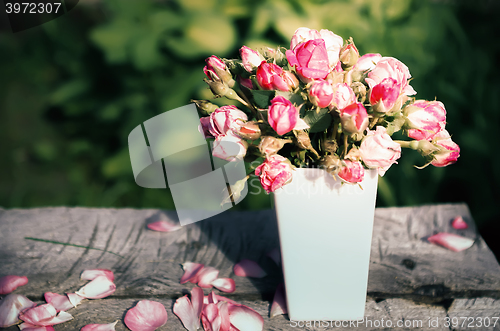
[308,80,334,108]
[239,46,265,72]
[208,106,248,138]
[289,27,343,69]
[359,126,401,176]
[365,57,416,96]
[430,130,460,167]
[212,133,248,162]
[369,77,401,113]
[353,53,382,72]
[268,96,299,135]
[255,154,293,193]
[338,160,365,184]
[340,102,369,134]
[256,62,298,91]
[203,56,231,83]
[404,100,447,141]
[330,83,356,110]
[286,39,330,82]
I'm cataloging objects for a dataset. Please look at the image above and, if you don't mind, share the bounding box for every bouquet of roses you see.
[195,27,460,197]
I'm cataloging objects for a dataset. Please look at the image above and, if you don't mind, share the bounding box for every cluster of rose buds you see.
[196,26,460,194]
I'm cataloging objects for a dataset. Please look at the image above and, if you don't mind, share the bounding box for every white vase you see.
[273,167,378,321]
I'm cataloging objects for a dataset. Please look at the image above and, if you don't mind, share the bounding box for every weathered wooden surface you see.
[0,203,500,330]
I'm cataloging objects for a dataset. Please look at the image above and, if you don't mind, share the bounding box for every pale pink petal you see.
[76,275,116,299]
[206,291,218,305]
[124,300,168,331]
[80,320,118,331]
[428,232,474,252]
[41,311,73,326]
[0,294,36,327]
[211,278,235,293]
[233,260,267,278]
[293,117,310,131]
[180,262,204,284]
[197,267,220,288]
[173,296,198,331]
[147,220,182,233]
[67,293,84,307]
[43,293,73,312]
[215,295,238,306]
[19,304,72,326]
[190,287,204,325]
[266,248,281,266]
[228,304,264,331]
[18,323,55,331]
[451,216,468,230]
[217,301,231,331]
[0,275,28,295]
[270,284,287,318]
[201,303,222,331]
[81,269,115,282]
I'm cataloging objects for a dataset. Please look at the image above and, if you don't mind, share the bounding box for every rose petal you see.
[42,311,73,326]
[270,284,287,318]
[191,287,204,325]
[43,293,73,312]
[18,323,55,331]
[0,294,36,328]
[173,287,203,331]
[124,300,168,331]
[293,118,310,131]
[76,275,116,299]
[217,301,231,331]
[266,248,281,266]
[80,321,118,331]
[147,220,182,233]
[180,262,205,284]
[228,304,264,331]
[81,269,115,282]
[451,216,468,230]
[0,275,28,295]
[211,278,235,293]
[19,304,73,326]
[67,293,84,308]
[197,267,220,288]
[233,260,267,278]
[428,232,474,252]
[201,303,222,331]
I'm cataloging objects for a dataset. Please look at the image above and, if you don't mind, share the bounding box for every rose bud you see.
[238,76,254,89]
[330,83,357,111]
[369,77,401,114]
[365,56,416,96]
[258,136,292,158]
[268,96,299,135]
[240,46,265,73]
[340,102,369,134]
[205,79,235,99]
[339,39,359,70]
[255,154,293,193]
[286,39,330,83]
[308,80,334,108]
[192,99,219,115]
[338,160,365,184]
[403,100,447,141]
[204,55,234,87]
[293,130,320,158]
[359,126,401,176]
[256,62,298,92]
[321,139,338,154]
[319,154,342,176]
[209,105,248,138]
[430,130,460,167]
[237,121,261,140]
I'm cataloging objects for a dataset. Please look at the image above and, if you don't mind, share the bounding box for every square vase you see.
[273,167,378,322]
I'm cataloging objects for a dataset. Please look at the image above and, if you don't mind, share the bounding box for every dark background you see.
[0,0,499,258]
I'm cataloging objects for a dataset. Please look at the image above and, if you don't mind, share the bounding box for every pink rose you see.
[238,76,254,89]
[369,77,401,113]
[268,96,299,136]
[365,57,416,96]
[199,117,213,139]
[286,39,330,82]
[404,100,447,141]
[255,154,293,193]
[212,133,248,162]
[256,62,298,91]
[209,106,248,138]
[204,56,230,82]
[353,53,382,72]
[340,102,369,134]
[308,80,334,108]
[431,130,460,167]
[290,28,343,69]
[330,83,356,110]
[359,126,401,176]
[338,160,365,184]
[240,46,264,72]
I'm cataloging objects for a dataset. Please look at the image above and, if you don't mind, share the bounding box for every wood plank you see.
[0,204,499,303]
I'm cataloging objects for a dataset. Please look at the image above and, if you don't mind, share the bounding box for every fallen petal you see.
[67,293,84,307]
[190,287,204,327]
[217,301,231,331]
[0,275,28,295]
[80,321,118,331]
[124,300,168,331]
[266,248,281,266]
[43,293,73,312]
[76,275,116,299]
[212,278,236,293]
[214,295,238,306]
[197,267,220,288]
[0,294,36,327]
[228,304,264,331]
[147,220,182,233]
[81,269,115,282]
[428,232,474,252]
[180,262,204,284]
[270,284,287,318]
[233,260,267,278]
[201,303,222,331]
[173,296,197,331]
[19,304,72,326]
[18,323,55,331]
[451,216,468,230]
[42,311,73,326]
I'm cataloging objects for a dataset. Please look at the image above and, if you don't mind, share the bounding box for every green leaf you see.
[275,91,304,105]
[251,90,275,109]
[303,108,332,133]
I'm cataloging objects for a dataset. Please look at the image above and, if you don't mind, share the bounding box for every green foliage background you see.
[1,0,498,248]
